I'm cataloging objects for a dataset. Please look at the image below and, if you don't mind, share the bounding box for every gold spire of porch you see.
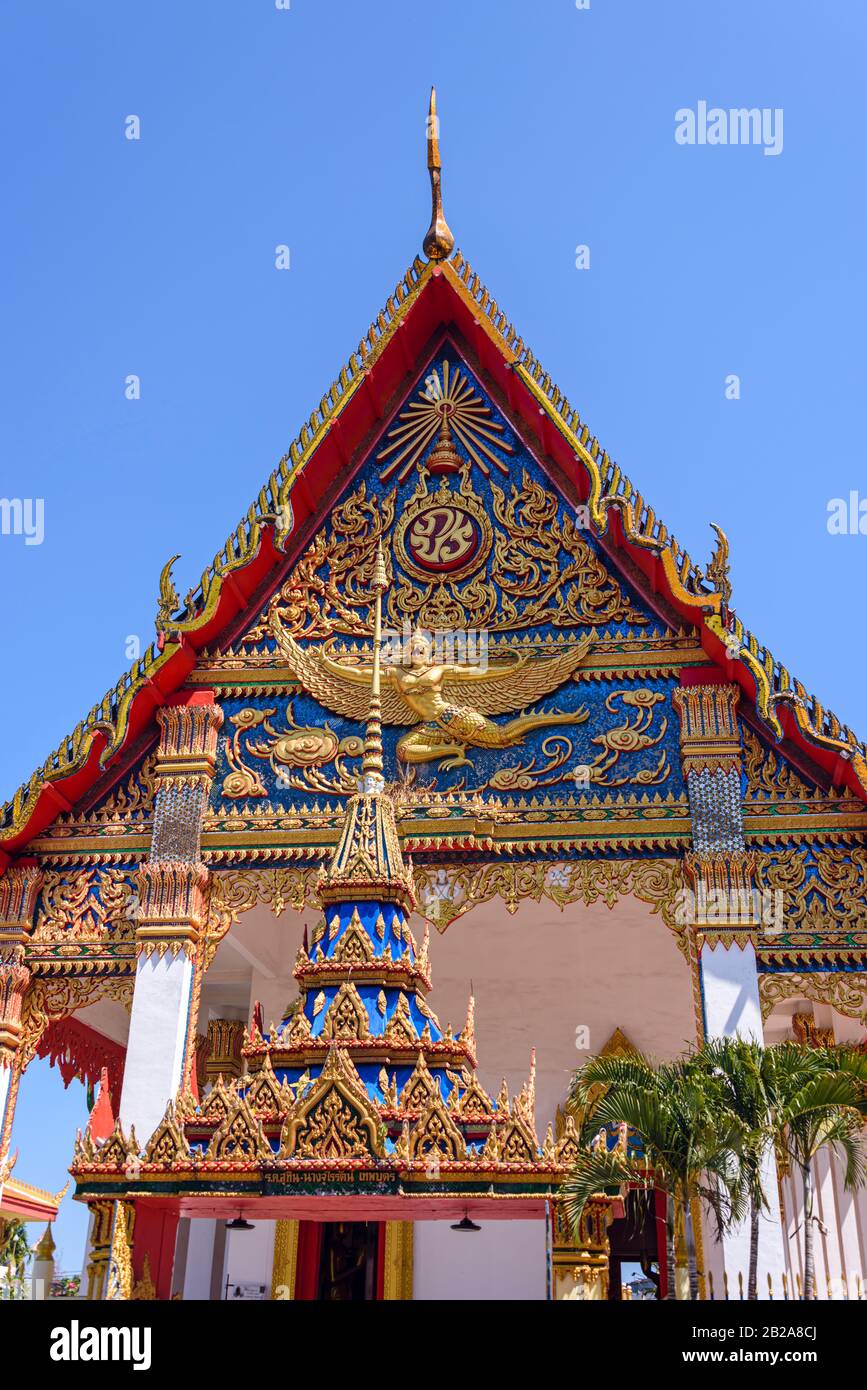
[318,542,414,910]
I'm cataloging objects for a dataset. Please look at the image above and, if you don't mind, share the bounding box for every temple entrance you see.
[316,1222,379,1302]
[607,1191,663,1300]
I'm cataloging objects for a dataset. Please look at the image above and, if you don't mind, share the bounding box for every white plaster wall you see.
[204,901,297,1029]
[73,998,131,1046]
[120,951,194,1141]
[413,1219,546,1301]
[780,1135,866,1300]
[182,1219,218,1301]
[422,894,695,1139]
[765,1002,867,1298]
[224,1219,275,1299]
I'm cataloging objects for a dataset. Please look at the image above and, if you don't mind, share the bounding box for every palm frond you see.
[561,1148,648,1236]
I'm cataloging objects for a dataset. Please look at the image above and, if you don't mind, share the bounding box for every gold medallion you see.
[395,479,492,582]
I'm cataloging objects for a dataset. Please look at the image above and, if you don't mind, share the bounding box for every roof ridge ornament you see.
[423,87,455,262]
[155,553,181,635]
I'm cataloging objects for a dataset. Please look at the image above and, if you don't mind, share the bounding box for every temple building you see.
[1,93,866,1301]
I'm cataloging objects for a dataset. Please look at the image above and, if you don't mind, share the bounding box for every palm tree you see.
[696,1038,784,1301]
[697,1040,867,1302]
[0,1220,32,1299]
[768,1044,867,1301]
[563,1052,746,1300]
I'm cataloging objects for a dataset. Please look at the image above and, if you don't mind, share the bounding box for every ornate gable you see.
[321,982,370,1042]
[144,1102,191,1167]
[280,1046,383,1161]
[206,1096,271,1162]
[4,213,866,867]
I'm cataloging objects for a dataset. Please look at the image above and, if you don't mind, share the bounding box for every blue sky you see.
[2,0,865,1269]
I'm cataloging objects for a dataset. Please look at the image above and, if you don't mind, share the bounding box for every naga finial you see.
[155,553,181,634]
[707,522,732,610]
[423,87,455,262]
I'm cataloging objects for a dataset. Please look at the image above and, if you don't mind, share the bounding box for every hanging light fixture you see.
[225,1212,255,1231]
[450,1212,481,1233]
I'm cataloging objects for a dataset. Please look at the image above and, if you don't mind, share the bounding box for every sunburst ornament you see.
[378,359,513,483]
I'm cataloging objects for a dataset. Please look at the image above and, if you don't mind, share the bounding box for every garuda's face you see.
[408,633,432,667]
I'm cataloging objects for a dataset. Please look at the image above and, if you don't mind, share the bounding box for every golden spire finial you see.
[34,1223,56,1261]
[423,87,455,262]
[361,541,388,792]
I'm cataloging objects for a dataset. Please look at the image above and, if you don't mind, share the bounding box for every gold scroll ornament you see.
[243,467,645,645]
[483,688,669,792]
[222,703,364,798]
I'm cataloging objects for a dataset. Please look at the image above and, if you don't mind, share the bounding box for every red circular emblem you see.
[404,504,482,573]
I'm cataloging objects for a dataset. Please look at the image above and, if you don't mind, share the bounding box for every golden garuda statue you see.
[271,618,592,770]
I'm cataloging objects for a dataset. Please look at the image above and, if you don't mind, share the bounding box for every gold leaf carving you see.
[759,972,867,1025]
[33,869,137,943]
[244,464,644,646]
[743,729,814,800]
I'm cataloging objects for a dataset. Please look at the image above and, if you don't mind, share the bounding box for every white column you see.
[119,950,195,1140]
[700,938,786,1296]
[117,698,221,1145]
[0,1065,13,1142]
[701,938,763,1041]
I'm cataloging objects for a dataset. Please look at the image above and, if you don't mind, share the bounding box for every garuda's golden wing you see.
[441,634,594,716]
[270,616,420,726]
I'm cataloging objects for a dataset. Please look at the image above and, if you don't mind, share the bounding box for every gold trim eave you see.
[188,639,712,690]
[29,819,695,862]
[744,812,867,838]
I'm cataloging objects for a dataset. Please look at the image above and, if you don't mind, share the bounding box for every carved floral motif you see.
[759,972,867,1024]
[243,467,645,647]
[33,869,136,943]
[414,858,682,933]
[753,847,867,933]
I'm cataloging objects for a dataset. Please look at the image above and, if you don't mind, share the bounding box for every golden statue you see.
[271,618,592,770]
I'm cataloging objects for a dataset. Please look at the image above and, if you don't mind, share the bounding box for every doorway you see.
[315,1222,379,1301]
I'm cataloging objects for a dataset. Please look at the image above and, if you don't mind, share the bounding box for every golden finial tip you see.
[427,88,440,170]
[423,86,454,262]
[371,539,388,592]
